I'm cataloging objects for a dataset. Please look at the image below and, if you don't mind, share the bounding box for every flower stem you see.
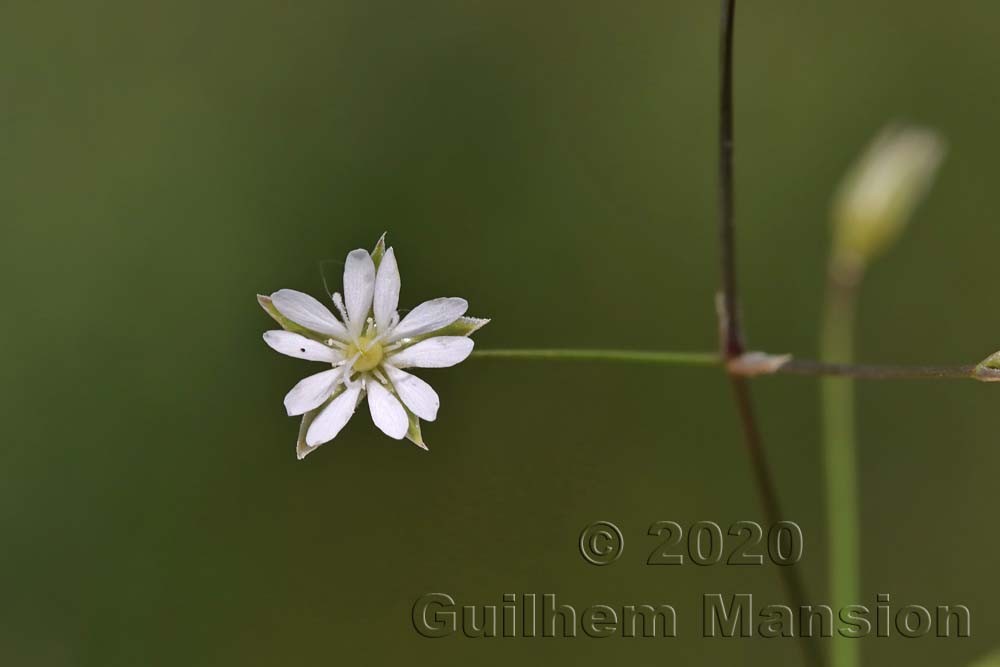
[718,0,743,359]
[779,359,976,380]
[722,3,820,664]
[472,349,986,381]
[717,3,824,649]
[729,373,824,667]
[821,276,860,667]
[470,349,719,366]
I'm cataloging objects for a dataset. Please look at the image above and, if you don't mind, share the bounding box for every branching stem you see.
[477,10,989,667]
[718,2,819,663]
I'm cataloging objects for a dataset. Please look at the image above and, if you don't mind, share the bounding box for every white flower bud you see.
[831,124,946,278]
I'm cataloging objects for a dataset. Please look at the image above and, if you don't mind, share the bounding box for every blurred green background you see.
[2,1,998,665]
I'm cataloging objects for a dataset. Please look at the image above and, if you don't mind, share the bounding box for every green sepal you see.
[409,316,490,343]
[257,294,330,343]
[974,351,1000,382]
[405,409,428,451]
[295,386,346,460]
[978,350,1000,370]
[371,232,387,268]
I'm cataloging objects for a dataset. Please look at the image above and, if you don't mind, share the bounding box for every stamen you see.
[343,372,362,390]
[341,352,362,386]
[372,368,388,384]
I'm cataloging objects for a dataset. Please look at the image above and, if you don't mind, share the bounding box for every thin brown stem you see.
[718,0,743,358]
[730,377,826,667]
[716,4,823,666]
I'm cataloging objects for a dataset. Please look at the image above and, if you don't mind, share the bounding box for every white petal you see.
[270,289,349,340]
[373,247,400,333]
[387,297,468,342]
[306,383,362,447]
[263,331,342,362]
[344,249,375,337]
[384,364,440,421]
[366,380,408,439]
[283,368,342,417]
[389,336,474,369]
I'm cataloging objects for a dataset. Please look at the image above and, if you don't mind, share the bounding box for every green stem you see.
[472,349,990,382]
[821,276,861,667]
[778,360,976,380]
[470,349,720,366]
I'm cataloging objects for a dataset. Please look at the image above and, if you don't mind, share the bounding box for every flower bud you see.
[974,351,1000,382]
[831,124,945,278]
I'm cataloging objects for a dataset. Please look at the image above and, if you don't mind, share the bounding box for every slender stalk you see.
[715,4,822,666]
[718,0,743,358]
[730,375,824,667]
[472,349,983,380]
[779,359,975,380]
[471,349,719,366]
[821,276,860,667]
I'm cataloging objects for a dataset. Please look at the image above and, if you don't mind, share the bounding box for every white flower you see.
[259,235,488,459]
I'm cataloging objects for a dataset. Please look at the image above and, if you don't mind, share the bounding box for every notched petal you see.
[284,368,342,416]
[367,380,409,439]
[263,330,341,362]
[389,336,474,369]
[384,364,439,421]
[305,383,362,448]
[343,250,376,336]
[268,290,350,340]
[296,390,340,460]
[373,247,401,333]
[388,297,468,341]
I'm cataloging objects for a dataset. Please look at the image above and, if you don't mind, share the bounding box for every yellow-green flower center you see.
[347,335,384,372]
